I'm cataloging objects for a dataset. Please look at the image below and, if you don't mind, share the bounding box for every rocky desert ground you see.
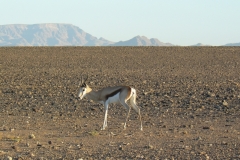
[0,47,240,159]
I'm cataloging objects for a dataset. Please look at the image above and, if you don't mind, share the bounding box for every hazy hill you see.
[0,24,114,46]
[110,36,173,46]
[191,43,211,46]
[223,42,240,46]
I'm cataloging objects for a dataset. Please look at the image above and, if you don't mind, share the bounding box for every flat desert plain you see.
[0,47,240,159]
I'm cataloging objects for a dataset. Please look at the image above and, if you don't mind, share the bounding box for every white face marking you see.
[78,87,87,100]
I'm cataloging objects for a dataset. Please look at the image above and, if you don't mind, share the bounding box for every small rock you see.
[205,154,210,159]
[223,100,228,106]
[123,142,130,145]
[37,142,42,147]
[29,134,35,139]
[180,125,186,128]
[184,145,191,150]
[210,93,215,97]
[145,144,154,149]
[82,115,88,118]
[222,141,228,145]
[190,151,195,154]
[136,155,144,158]
[200,151,206,155]
[30,153,35,157]
[77,145,81,149]
[110,132,117,136]
[196,137,202,141]
[119,145,123,150]
[5,156,12,160]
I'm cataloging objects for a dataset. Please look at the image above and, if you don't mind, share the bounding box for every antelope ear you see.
[80,83,86,87]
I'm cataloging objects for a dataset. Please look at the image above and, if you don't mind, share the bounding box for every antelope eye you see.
[83,89,85,91]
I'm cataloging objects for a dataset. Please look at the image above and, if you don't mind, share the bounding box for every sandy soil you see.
[0,47,240,159]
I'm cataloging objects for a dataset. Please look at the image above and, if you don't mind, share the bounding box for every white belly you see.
[107,93,120,104]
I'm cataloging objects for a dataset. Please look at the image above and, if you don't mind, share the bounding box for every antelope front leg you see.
[101,103,109,130]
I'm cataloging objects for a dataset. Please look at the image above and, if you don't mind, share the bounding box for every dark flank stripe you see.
[105,88,122,100]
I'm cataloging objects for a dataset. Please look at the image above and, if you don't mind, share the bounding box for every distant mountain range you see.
[0,24,114,46]
[0,24,239,46]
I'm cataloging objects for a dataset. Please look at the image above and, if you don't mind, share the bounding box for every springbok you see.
[78,76,143,131]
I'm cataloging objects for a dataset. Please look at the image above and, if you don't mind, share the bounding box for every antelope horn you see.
[79,76,83,86]
[84,74,88,83]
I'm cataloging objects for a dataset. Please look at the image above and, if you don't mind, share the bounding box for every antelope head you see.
[78,75,89,100]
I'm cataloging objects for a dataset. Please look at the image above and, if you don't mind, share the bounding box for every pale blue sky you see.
[1,0,239,45]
